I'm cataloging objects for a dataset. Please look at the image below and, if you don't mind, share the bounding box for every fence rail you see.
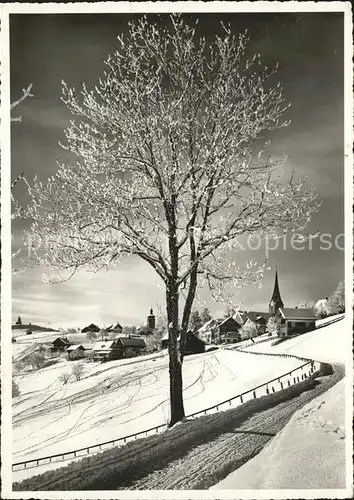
[12,356,319,472]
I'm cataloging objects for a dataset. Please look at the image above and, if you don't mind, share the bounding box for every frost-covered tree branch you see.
[20,15,320,425]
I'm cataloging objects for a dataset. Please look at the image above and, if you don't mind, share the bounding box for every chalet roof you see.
[82,343,94,350]
[67,344,84,351]
[92,340,116,351]
[81,323,100,333]
[107,322,123,332]
[238,310,271,324]
[161,331,205,344]
[197,319,217,333]
[217,316,242,328]
[279,308,317,320]
[67,343,93,351]
[117,337,146,348]
[53,337,71,345]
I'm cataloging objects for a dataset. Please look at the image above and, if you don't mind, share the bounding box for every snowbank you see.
[212,378,347,490]
[212,318,351,493]
[243,317,348,364]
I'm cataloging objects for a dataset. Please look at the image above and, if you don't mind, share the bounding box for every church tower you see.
[147,308,156,330]
[269,267,284,315]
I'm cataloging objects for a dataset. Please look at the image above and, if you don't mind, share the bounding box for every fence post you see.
[253,390,256,398]
[240,394,243,403]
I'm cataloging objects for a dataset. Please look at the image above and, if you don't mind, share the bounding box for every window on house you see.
[297,322,306,328]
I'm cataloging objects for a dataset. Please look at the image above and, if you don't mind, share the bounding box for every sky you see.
[9,11,345,329]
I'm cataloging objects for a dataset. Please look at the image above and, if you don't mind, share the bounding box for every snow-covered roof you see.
[279,308,316,320]
[92,340,116,351]
[53,337,71,345]
[117,337,146,348]
[67,343,93,351]
[67,344,84,351]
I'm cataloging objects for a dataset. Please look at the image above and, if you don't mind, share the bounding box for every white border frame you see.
[1,2,353,499]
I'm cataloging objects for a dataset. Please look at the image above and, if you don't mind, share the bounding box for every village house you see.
[92,336,146,362]
[161,330,205,354]
[81,323,100,333]
[67,344,93,360]
[275,307,317,337]
[107,322,123,335]
[237,311,272,335]
[51,337,71,352]
[197,316,241,344]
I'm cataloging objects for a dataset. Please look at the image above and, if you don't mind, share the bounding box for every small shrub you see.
[58,372,71,385]
[72,363,84,381]
[69,349,86,361]
[12,379,20,397]
[21,352,46,370]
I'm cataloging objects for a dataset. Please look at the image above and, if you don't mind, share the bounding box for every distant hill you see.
[12,324,58,332]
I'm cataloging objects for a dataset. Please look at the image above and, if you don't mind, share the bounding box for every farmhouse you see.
[117,336,146,354]
[81,323,100,333]
[67,344,93,360]
[51,337,71,352]
[197,316,241,344]
[107,322,123,335]
[237,311,272,335]
[92,340,122,362]
[275,307,316,337]
[161,330,205,354]
[92,336,146,362]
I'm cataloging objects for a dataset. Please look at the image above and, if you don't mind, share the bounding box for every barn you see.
[161,330,205,355]
[81,323,100,333]
[67,344,92,360]
[51,337,71,352]
[92,336,146,362]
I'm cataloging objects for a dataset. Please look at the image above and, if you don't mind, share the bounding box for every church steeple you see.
[269,267,284,315]
[147,308,156,330]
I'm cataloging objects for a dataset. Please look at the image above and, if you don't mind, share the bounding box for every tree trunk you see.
[166,282,185,427]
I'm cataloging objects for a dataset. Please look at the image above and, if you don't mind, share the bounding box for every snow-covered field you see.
[241,317,348,364]
[12,348,304,468]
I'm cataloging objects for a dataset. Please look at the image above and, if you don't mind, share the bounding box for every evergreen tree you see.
[327,281,345,315]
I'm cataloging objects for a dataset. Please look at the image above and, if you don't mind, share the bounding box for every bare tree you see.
[58,372,71,385]
[72,363,84,381]
[297,300,315,309]
[22,16,320,426]
[200,307,212,325]
[3,84,34,276]
[266,316,278,336]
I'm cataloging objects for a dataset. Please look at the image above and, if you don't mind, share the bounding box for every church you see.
[198,268,317,344]
[269,268,316,337]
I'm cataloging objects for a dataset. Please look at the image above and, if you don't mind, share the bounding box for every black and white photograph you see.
[1,2,353,497]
